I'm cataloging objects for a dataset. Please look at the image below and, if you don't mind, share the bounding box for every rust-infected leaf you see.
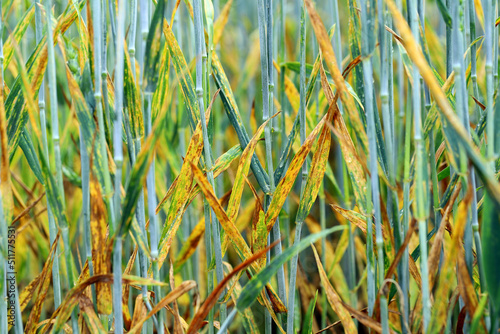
[429,186,473,331]
[24,234,60,334]
[157,93,217,271]
[187,240,281,334]
[174,219,205,273]
[304,0,368,152]
[190,162,286,314]
[311,244,357,333]
[318,63,367,209]
[265,115,326,232]
[90,176,111,314]
[127,281,197,334]
[130,294,149,333]
[227,113,274,222]
[78,295,107,334]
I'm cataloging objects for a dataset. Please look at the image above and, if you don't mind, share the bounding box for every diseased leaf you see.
[305,0,368,153]
[127,281,197,334]
[24,234,59,334]
[190,162,287,314]
[155,98,213,271]
[89,176,112,315]
[265,115,326,232]
[237,226,346,311]
[311,244,357,333]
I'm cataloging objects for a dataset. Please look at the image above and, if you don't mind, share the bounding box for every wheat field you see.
[0,0,499,333]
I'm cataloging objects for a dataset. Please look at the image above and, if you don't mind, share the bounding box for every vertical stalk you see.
[263,0,287,329]
[279,0,288,246]
[93,0,119,328]
[402,90,412,328]
[202,0,213,118]
[141,0,161,321]
[193,0,225,332]
[113,0,127,329]
[425,7,443,324]
[133,143,153,334]
[46,0,65,209]
[421,0,438,331]
[398,1,410,327]
[359,0,388,331]
[102,0,111,141]
[45,0,78,332]
[139,0,148,87]
[128,0,137,81]
[35,0,61,310]
[278,6,292,327]
[379,2,395,206]
[409,0,430,329]
[452,0,474,279]
[468,0,480,116]
[145,77,163,334]
[108,0,117,50]
[384,10,405,332]
[453,0,490,329]
[286,4,306,333]
[127,0,151,329]
[446,0,452,77]
[113,235,123,334]
[331,0,342,69]
[94,0,115,232]
[483,0,494,158]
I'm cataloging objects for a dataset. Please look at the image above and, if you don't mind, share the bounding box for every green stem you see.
[484,0,495,158]
[194,1,225,331]
[287,5,306,333]
[45,0,78,331]
[409,0,430,329]
[112,0,126,329]
[35,0,62,310]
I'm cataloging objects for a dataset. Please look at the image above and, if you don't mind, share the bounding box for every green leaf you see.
[119,132,159,237]
[143,0,165,93]
[38,145,67,231]
[481,193,500,317]
[437,165,450,181]
[62,165,81,188]
[18,130,44,184]
[301,291,318,334]
[436,0,452,28]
